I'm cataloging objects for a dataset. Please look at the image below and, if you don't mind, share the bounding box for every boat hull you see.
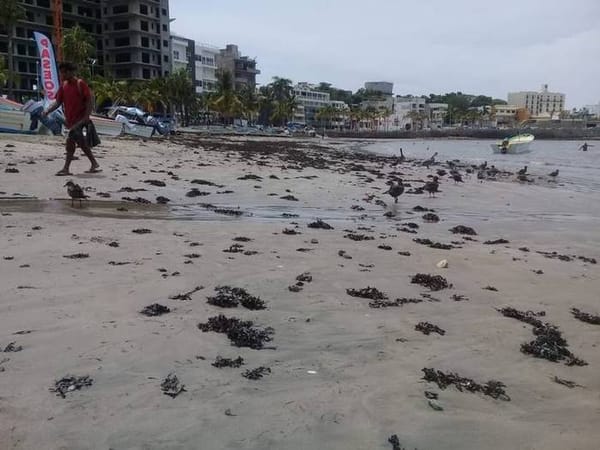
[491,134,534,154]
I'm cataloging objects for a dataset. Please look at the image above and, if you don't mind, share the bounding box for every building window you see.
[113,5,128,14]
[141,37,149,47]
[143,69,151,79]
[115,37,130,47]
[142,53,150,63]
[162,8,167,15]
[140,4,148,14]
[173,50,180,60]
[115,53,131,63]
[163,55,169,63]
[114,21,129,30]
[141,21,148,31]
[163,40,168,47]
[162,24,167,32]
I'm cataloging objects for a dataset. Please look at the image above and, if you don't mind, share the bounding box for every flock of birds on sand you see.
[62,148,561,208]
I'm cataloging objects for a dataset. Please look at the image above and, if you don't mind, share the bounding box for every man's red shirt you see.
[56,78,91,128]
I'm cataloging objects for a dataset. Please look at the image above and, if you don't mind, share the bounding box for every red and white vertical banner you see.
[33,32,59,103]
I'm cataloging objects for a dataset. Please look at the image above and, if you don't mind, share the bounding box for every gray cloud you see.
[171,0,600,107]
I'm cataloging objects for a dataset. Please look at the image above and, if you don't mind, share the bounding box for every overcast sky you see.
[170,0,600,108]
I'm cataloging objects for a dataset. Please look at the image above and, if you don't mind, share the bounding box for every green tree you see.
[210,69,242,125]
[61,25,95,78]
[237,84,258,123]
[0,0,25,99]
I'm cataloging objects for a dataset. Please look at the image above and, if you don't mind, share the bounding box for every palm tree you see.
[270,76,293,102]
[90,77,132,111]
[237,84,258,124]
[62,25,95,78]
[0,0,25,99]
[210,69,242,125]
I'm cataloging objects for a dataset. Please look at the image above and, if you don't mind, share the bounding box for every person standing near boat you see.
[579,142,593,152]
[42,62,101,176]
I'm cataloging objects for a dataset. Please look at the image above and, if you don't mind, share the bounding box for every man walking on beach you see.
[42,62,101,176]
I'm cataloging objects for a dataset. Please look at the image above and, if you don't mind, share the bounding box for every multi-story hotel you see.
[507,84,565,118]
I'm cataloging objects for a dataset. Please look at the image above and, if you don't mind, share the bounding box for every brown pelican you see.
[423,176,440,197]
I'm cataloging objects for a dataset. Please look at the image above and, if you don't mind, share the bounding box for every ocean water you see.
[361,139,600,194]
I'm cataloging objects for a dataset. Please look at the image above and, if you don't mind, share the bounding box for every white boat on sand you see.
[491,134,534,154]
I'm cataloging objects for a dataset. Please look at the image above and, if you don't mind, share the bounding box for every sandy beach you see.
[1,133,599,450]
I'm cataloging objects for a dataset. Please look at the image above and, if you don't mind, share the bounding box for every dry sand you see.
[1,133,599,450]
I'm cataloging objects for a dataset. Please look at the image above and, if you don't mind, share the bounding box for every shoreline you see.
[1,133,599,450]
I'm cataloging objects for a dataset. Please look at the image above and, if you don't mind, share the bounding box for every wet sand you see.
[1,134,599,450]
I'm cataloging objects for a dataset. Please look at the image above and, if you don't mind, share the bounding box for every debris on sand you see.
[307,219,334,230]
[140,303,170,316]
[186,188,210,197]
[413,238,454,250]
[449,225,477,235]
[233,236,253,242]
[452,294,468,302]
[280,194,299,201]
[50,375,93,398]
[422,213,440,223]
[483,286,498,291]
[422,368,510,401]
[411,273,451,291]
[282,213,299,218]
[169,286,204,301]
[5,167,19,173]
[223,244,245,253]
[237,174,262,180]
[191,179,223,187]
[132,228,152,234]
[338,250,353,259]
[288,285,302,292]
[198,315,274,349]
[415,322,446,335]
[108,241,120,247]
[344,233,375,241]
[62,253,89,259]
[484,238,510,245]
[369,298,423,308]
[242,366,271,380]
[184,253,201,259]
[156,196,171,204]
[570,308,600,325]
[498,307,587,366]
[212,356,245,368]
[296,272,313,283]
[553,376,582,389]
[519,247,530,252]
[398,251,411,256]
[413,205,434,212]
[378,244,393,250]
[282,228,301,235]
[207,286,266,310]
[346,287,388,300]
[144,179,166,187]
[2,342,23,352]
[213,208,244,216]
[161,373,186,398]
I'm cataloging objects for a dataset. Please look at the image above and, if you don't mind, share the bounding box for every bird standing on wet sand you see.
[548,169,559,177]
[424,176,440,197]
[385,180,404,203]
[64,180,88,207]
[517,165,528,176]
[451,172,464,184]
[422,152,438,168]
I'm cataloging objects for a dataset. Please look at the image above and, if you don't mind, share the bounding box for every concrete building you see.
[364,81,393,95]
[216,44,259,91]
[292,83,349,126]
[0,0,102,100]
[507,84,565,119]
[194,43,219,94]
[170,34,194,77]
[0,0,173,100]
[584,102,600,118]
[427,103,448,128]
[102,0,172,80]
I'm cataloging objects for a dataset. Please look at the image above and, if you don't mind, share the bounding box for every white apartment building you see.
[293,83,331,125]
[384,96,428,131]
[584,102,600,118]
[170,35,191,73]
[507,84,565,118]
[428,103,448,128]
[194,43,219,94]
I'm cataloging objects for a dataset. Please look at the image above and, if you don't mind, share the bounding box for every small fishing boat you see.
[491,134,534,154]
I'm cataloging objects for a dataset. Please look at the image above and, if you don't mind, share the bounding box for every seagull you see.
[548,169,559,177]
[517,165,528,176]
[423,176,440,197]
[64,181,88,207]
[385,180,404,203]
